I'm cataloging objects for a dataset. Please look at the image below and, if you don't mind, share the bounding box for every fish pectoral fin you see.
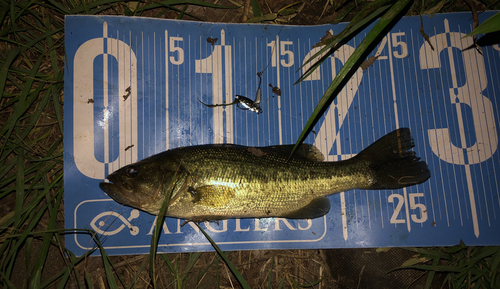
[189,185,235,208]
[282,197,331,219]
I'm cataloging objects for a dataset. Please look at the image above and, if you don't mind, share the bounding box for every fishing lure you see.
[199,72,264,114]
[235,72,263,114]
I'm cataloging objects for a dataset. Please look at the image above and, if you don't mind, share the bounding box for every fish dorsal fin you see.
[282,197,331,219]
[264,144,324,161]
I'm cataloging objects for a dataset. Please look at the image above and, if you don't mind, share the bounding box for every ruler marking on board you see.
[154,32,157,153]
[412,29,438,229]
[428,27,443,224]
[444,19,479,237]
[432,24,452,227]
[439,24,461,224]
[103,22,109,171]
[400,32,418,228]
[485,45,500,212]
[460,23,491,226]
[386,31,412,232]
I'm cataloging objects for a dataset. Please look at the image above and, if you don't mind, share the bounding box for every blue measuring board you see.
[64,12,500,256]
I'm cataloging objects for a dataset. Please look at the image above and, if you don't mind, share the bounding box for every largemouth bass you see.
[99,128,430,221]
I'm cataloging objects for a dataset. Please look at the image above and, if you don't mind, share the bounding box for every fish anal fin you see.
[282,197,331,219]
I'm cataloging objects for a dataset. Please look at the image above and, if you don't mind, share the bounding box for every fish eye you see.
[126,166,138,178]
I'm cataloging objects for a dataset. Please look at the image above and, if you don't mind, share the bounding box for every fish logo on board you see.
[90,209,141,236]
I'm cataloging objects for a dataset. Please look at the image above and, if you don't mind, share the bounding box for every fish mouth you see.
[99,174,133,200]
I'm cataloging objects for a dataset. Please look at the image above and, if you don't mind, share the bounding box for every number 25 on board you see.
[388,193,428,224]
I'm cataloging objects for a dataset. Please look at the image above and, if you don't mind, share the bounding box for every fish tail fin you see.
[357,128,430,190]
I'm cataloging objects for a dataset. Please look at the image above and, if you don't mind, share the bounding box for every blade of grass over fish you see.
[464,11,500,37]
[195,223,251,289]
[149,187,171,288]
[290,0,412,157]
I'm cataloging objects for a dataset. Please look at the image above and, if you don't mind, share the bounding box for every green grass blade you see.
[14,147,24,226]
[290,0,413,157]
[180,252,202,284]
[267,256,274,288]
[424,257,440,289]
[464,11,500,37]
[51,85,63,136]
[49,246,98,288]
[135,0,236,13]
[490,248,500,288]
[149,188,172,288]
[251,0,262,17]
[245,13,278,23]
[85,271,93,289]
[29,187,63,289]
[0,47,21,102]
[195,223,251,289]
[45,0,71,14]
[96,238,118,289]
[0,270,18,289]
[296,0,394,80]
[399,265,463,272]
[404,247,452,260]
[0,56,44,156]
[277,276,285,289]
[126,256,149,289]
[159,254,179,287]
